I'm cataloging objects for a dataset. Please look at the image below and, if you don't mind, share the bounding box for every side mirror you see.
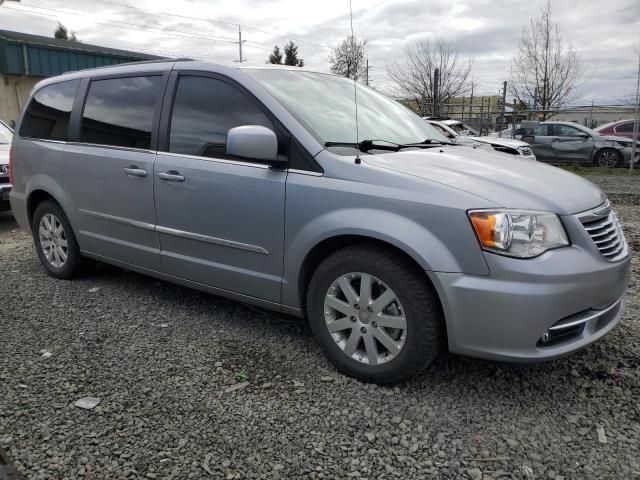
[578,133,590,140]
[226,125,285,164]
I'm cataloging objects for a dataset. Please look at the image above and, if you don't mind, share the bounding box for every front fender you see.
[282,207,489,309]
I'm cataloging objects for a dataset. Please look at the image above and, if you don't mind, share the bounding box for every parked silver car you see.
[10,61,630,384]
[499,122,639,167]
[425,119,536,160]
[0,120,12,211]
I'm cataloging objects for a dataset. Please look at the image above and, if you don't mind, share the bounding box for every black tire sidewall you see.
[306,245,442,384]
[32,200,82,279]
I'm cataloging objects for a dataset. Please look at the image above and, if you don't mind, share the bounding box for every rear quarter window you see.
[80,76,161,149]
[19,80,79,141]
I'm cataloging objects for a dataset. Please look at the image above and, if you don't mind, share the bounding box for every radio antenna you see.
[349,0,361,164]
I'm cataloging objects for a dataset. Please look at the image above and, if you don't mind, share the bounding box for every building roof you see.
[0,29,164,77]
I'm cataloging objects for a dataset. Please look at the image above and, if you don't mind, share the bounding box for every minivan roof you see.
[32,59,333,90]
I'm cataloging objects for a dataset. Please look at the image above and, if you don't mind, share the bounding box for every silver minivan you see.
[10,61,630,384]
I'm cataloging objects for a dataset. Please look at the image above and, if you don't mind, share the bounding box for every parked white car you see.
[424,119,536,160]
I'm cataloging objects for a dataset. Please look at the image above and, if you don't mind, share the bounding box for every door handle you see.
[158,171,185,182]
[124,166,148,177]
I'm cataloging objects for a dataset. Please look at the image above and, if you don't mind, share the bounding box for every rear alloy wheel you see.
[307,244,443,385]
[39,213,68,268]
[595,149,622,168]
[32,200,83,279]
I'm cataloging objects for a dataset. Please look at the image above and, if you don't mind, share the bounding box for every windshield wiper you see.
[324,139,451,153]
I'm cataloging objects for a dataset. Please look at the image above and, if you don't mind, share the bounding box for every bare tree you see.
[386,37,473,116]
[510,1,582,120]
[329,36,368,81]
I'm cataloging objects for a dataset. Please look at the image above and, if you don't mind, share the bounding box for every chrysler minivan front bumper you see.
[429,208,631,362]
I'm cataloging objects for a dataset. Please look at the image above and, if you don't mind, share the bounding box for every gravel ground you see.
[0,175,639,480]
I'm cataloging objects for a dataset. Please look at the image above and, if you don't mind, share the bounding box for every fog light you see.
[540,332,550,343]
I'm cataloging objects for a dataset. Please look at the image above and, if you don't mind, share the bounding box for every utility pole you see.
[234,24,246,63]
[365,57,370,86]
[533,87,538,119]
[433,68,440,117]
[512,97,517,137]
[500,81,507,131]
[631,52,640,172]
[468,82,474,121]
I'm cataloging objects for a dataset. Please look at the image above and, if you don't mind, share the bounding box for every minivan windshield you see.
[245,69,448,151]
[0,122,12,144]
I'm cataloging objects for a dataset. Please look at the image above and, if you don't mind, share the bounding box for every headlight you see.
[468,210,569,258]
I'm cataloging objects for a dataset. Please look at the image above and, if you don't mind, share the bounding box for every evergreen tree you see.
[283,41,304,67]
[267,45,283,64]
[54,22,79,42]
[267,42,304,67]
[54,23,69,40]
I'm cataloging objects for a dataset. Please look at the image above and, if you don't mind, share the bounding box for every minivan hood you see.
[364,146,605,215]
[0,144,9,165]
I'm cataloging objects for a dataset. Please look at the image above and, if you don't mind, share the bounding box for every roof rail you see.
[114,57,194,67]
[69,57,195,74]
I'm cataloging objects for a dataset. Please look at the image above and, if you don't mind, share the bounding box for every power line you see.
[7,3,239,44]
[2,5,240,62]
[88,0,393,65]
[92,0,336,53]
[10,2,333,64]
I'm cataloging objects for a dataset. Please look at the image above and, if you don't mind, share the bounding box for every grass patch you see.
[554,164,640,177]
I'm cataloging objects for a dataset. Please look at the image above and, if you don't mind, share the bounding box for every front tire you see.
[306,244,443,385]
[594,148,622,168]
[32,200,83,279]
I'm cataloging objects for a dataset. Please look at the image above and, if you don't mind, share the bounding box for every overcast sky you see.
[1,0,638,104]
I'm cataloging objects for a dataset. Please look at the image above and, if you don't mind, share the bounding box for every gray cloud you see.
[0,0,638,102]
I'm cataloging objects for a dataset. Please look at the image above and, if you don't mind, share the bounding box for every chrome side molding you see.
[155,226,269,255]
[79,209,268,255]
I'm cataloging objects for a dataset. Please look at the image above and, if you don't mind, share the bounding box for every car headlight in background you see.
[468,210,569,258]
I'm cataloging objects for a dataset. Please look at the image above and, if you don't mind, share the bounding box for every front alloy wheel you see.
[306,244,443,385]
[596,149,621,168]
[324,272,407,365]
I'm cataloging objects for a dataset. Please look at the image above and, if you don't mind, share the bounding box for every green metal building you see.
[0,29,162,124]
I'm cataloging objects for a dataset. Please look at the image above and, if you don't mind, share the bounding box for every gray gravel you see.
[1,176,639,480]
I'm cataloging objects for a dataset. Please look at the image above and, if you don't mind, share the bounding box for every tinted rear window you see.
[617,122,636,133]
[19,80,79,141]
[80,76,161,149]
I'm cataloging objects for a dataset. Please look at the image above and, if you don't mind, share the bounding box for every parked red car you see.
[595,120,639,141]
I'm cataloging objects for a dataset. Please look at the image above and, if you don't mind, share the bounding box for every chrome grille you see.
[579,202,628,262]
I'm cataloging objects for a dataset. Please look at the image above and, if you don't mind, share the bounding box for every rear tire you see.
[306,244,443,385]
[32,200,83,279]
[594,148,622,168]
